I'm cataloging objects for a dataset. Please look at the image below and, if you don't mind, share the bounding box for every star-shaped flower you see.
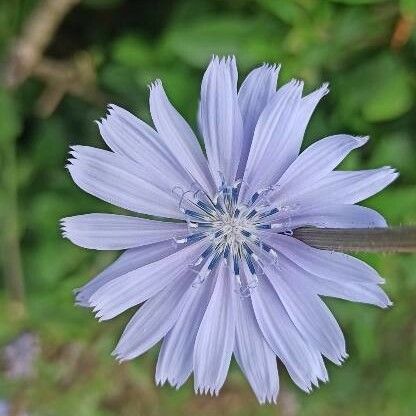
[62,56,397,403]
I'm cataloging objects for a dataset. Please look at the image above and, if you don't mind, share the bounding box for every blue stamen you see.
[186,233,205,243]
[244,252,256,274]
[197,200,216,215]
[208,252,222,270]
[242,242,253,255]
[232,186,239,204]
[201,245,214,258]
[256,224,271,229]
[233,257,240,276]
[223,244,230,259]
[214,201,225,215]
[184,209,209,222]
[214,230,223,238]
[258,207,279,219]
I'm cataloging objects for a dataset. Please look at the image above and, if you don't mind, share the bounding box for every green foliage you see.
[336,53,413,124]
[0,88,21,146]
[0,0,415,415]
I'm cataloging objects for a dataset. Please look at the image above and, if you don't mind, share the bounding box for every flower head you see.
[62,56,397,403]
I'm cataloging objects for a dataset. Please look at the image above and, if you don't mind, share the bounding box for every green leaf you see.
[0,88,21,147]
[363,56,413,122]
[83,0,122,8]
[400,0,416,17]
[366,187,416,224]
[330,0,388,4]
[334,53,413,124]
[162,16,285,71]
[112,35,153,68]
[368,133,415,180]
[256,0,306,24]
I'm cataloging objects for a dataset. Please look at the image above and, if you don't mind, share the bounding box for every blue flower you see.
[61,56,397,403]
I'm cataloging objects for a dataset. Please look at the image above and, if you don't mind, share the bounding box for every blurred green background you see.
[0,0,415,415]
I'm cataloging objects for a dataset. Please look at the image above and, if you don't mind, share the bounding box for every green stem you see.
[293,226,416,252]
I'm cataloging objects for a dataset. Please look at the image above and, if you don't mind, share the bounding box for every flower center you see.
[172,181,281,295]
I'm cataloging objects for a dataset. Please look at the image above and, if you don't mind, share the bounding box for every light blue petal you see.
[263,234,391,308]
[149,80,215,194]
[155,274,216,389]
[194,261,236,396]
[113,268,196,361]
[279,167,398,206]
[67,146,184,219]
[88,241,207,320]
[61,213,187,250]
[306,276,392,308]
[98,105,195,191]
[199,56,243,186]
[234,286,279,404]
[263,262,347,365]
[250,271,327,392]
[240,80,303,201]
[237,64,279,176]
[284,83,329,168]
[270,203,387,230]
[75,240,179,307]
[241,83,329,201]
[262,233,384,284]
[270,134,369,204]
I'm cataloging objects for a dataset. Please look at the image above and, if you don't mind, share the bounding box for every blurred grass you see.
[0,0,415,415]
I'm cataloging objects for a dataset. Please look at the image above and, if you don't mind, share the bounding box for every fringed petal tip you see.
[155,375,184,390]
[59,217,68,229]
[64,147,82,169]
[257,395,278,406]
[377,166,399,178]
[318,82,330,95]
[58,216,76,245]
[59,216,78,234]
[73,284,100,308]
[260,62,281,73]
[94,106,114,124]
[72,287,89,307]
[335,352,349,366]
[68,144,81,152]
[147,78,163,91]
[111,343,132,363]
[284,78,304,91]
[111,345,138,363]
[194,385,220,397]
[67,146,83,163]
[106,103,118,112]
[249,381,279,405]
[87,299,116,322]
[75,300,89,308]
[306,370,331,392]
[209,54,236,65]
[355,135,370,146]
[94,311,107,322]
[111,350,128,364]
[390,170,400,183]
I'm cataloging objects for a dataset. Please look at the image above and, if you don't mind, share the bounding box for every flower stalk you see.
[293,226,416,253]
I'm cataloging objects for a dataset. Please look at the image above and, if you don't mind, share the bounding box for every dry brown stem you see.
[4,0,81,88]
